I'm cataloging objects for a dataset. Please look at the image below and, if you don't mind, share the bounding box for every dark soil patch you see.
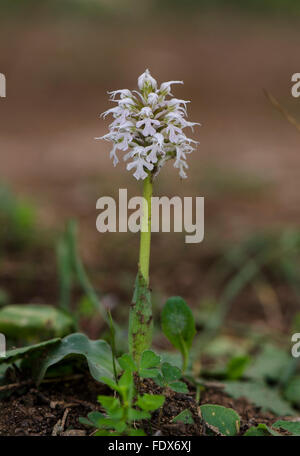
[0,375,279,436]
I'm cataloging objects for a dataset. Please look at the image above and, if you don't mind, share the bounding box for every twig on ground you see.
[51,408,70,436]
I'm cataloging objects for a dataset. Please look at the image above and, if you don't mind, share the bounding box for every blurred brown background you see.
[0,0,300,335]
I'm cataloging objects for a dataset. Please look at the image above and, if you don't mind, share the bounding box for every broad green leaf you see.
[203,335,249,358]
[118,353,137,373]
[81,413,125,432]
[169,381,189,394]
[226,355,251,380]
[95,417,126,432]
[154,373,165,387]
[161,362,181,383]
[118,369,133,390]
[0,338,61,366]
[140,350,161,369]
[139,368,160,379]
[161,297,196,352]
[200,404,240,436]
[99,376,119,391]
[244,423,280,436]
[79,417,96,427]
[159,351,182,368]
[128,271,153,363]
[172,409,194,424]
[37,333,118,384]
[273,420,300,435]
[136,394,165,411]
[128,408,150,421]
[246,345,291,382]
[97,395,120,412]
[97,397,123,421]
[284,376,300,405]
[224,381,295,416]
[79,411,105,428]
[0,304,75,339]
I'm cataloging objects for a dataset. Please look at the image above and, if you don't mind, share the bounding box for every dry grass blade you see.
[264,89,300,134]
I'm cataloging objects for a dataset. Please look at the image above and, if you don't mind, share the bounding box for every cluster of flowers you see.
[98,69,199,180]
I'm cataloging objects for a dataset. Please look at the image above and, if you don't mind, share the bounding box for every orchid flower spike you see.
[98,69,199,180]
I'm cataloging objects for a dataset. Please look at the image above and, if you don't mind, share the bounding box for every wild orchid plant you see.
[99,69,199,365]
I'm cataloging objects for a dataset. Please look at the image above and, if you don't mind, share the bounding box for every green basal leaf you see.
[161,297,196,356]
[226,355,251,380]
[169,381,189,394]
[128,408,150,421]
[98,395,120,412]
[118,369,133,390]
[128,271,153,364]
[224,381,295,416]
[153,373,165,387]
[273,420,300,436]
[99,376,119,391]
[118,353,137,373]
[138,350,161,378]
[140,369,159,378]
[0,305,75,340]
[96,417,126,432]
[139,367,160,379]
[244,423,280,436]
[140,350,161,369]
[37,333,118,384]
[246,345,291,382]
[159,351,182,369]
[0,338,61,367]
[136,394,165,411]
[161,362,181,383]
[284,376,300,405]
[172,409,194,424]
[79,416,95,427]
[79,411,105,428]
[200,404,240,436]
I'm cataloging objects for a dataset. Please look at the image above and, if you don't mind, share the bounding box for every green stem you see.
[128,174,153,363]
[139,175,152,285]
[180,335,188,374]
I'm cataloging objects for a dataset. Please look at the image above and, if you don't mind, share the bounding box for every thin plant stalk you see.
[179,335,189,374]
[128,174,153,363]
[139,175,153,285]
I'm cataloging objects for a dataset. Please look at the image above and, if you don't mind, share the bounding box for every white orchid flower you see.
[108,89,132,100]
[138,69,157,91]
[98,69,199,180]
[159,80,183,96]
